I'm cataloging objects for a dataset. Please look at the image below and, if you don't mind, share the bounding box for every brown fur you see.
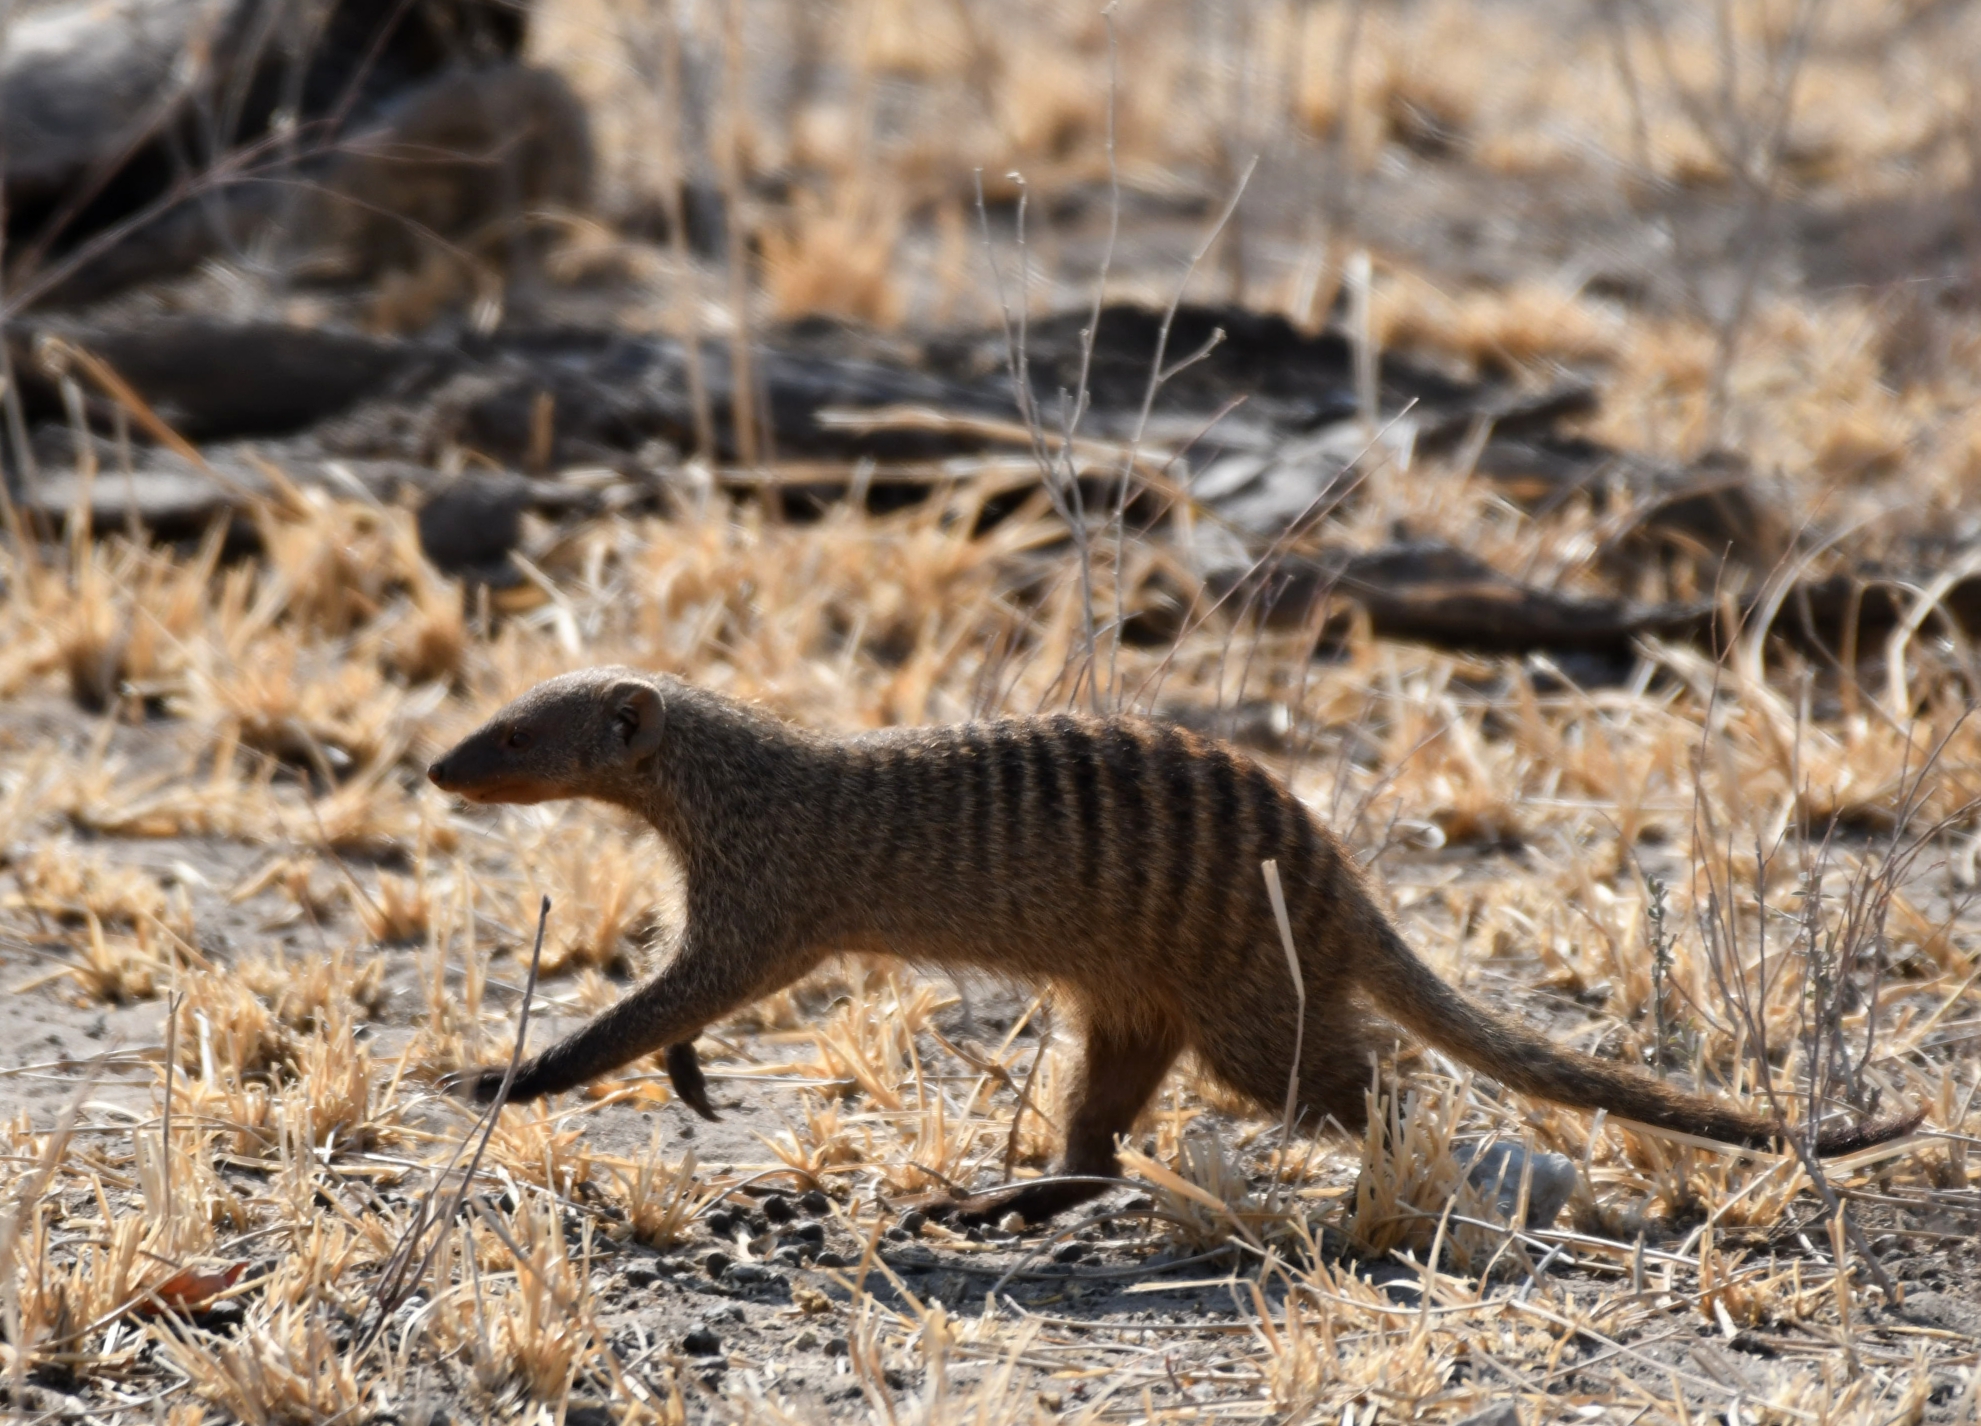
[429,668,1923,1223]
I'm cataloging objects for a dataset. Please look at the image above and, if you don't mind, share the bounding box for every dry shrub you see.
[480,1194,602,1400]
[791,975,950,1108]
[765,1095,874,1189]
[177,967,291,1080]
[14,909,175,1003]
[612,1136,717,1247]
[761,186,905,326]
[238,941,388,1031]
[484,1102,597,1197]
[1343,1075,1542,1273]
[1376,272,1624,374]
[501,814,673,976]
[4,842,181,928]
[162,1296,367,1426]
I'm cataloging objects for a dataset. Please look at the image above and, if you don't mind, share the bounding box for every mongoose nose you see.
[427,759,448,787]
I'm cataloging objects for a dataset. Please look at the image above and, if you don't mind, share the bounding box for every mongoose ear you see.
[611,684,665,760]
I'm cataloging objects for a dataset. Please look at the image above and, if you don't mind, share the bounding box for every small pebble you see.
[763,1194,795,1224]
[703,1251,732,1280]
[814,1251,849,1269]
[1052,1242,1087,1264]
[794,1329,821,1352]
[826,1336,849,1357]
[789,1221,826,1246]
[727,1262,772,1285]
[799,1190,831,1216]
[898,1209,928,1234]
[998,1212,1027,1235]
[681,1328,722,1356]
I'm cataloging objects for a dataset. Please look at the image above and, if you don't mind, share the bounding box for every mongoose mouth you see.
[427,761,562,805]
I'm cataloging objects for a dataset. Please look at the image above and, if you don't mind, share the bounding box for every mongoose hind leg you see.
[948,1015,1183,1227]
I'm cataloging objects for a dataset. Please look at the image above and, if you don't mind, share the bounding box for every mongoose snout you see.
[429,665,1924,1226]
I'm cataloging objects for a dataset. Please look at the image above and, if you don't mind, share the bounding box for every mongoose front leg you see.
[950,1017,1183,1227]
[466,938,804,1105]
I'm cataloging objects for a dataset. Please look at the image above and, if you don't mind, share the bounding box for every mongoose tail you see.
[1361,923,1924,1157]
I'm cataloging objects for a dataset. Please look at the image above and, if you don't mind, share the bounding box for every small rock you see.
[726,1262,773,1285]
[789,1221,826,1246]
[898,1209,928,1235]
[772,1245,810,1267]
[825,1335,849,1356]
[763,1194,796,1224]
[1360,1261,1424,1305]
[794,1329,821,1352]
[1453,1404,1519,1426]
[703,1251,732,1280]
[681,1328,722,1356]
[814,1251,849,1269]
[799,1190,831,1216]
[416,476,529,582]
[622,1264,660,1289]
[997,1211,1027,1234]
[197,1298,247,1332]
[1052,1242,1087,1264]
[1453,1141,1578,1229]
[706,1210,741,1237]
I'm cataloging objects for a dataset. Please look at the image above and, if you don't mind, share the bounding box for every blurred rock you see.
[415,474,528,583]
[5,0,528,306]
[1453,1140,1578,1229]
[299,63,594,325]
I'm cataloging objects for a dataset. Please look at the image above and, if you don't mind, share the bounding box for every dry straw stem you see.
[361,894,551,1353]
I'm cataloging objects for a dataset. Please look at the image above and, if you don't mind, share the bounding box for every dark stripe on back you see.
[870,745,918,901]
[994,725,1032,931]
[1096,723,1151,933]
[1057,718,1104,892]
[1242,761,1288,965]
[1155,725,1199,961]
[1195,747,1245,977]
[960,728,995,901]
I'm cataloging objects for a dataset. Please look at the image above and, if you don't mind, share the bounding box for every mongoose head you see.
[428,667,666,807]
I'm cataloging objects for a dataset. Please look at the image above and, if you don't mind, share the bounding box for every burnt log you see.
[1209,542,1716,662]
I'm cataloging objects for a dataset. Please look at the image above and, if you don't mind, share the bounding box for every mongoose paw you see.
[919,1187,1025,1227]
[663,1042,723,1122]
[926,1174,1121,1229]
[441,1063,546,1105]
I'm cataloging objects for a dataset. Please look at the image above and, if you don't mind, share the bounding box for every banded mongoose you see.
[428,667,1922,1224]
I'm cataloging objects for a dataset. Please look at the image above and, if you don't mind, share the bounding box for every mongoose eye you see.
[505,728,531,750]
